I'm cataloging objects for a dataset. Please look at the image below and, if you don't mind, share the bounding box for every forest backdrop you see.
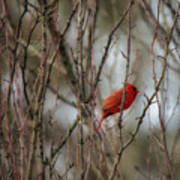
[0,0,180,179]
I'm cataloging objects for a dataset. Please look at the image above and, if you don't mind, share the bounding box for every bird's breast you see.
[123,93,136,110]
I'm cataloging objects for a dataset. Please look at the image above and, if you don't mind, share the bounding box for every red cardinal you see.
[96,83,140,132]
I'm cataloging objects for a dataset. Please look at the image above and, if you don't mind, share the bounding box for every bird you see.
[96,83,140,132]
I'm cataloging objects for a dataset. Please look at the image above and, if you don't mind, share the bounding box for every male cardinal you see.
[96,83,140,132]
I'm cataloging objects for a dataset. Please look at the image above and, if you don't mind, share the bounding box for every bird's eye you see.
[133,87,136,92]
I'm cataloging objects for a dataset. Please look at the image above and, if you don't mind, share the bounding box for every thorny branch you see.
[93,0,135,92]
[109,1,133,178]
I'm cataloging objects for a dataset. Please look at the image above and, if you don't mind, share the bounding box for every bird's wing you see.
[102,89,122,111]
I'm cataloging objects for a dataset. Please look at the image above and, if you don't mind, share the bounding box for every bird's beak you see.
[137,89,140,94]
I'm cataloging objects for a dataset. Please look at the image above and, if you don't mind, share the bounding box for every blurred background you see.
[0,0,180,179]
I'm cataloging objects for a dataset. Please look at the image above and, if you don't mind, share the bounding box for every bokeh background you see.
[0,0,180,179]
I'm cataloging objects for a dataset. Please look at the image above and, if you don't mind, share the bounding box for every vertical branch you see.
[151,0,160,87]
[109,1,133,179]
[6,0,28,105]
[118,0,132,134]
[24,98,39,180]
[76,0,86,100]
[21,15,40,119]
[12,62,27,180]
[25,2,49,179]
[19,120,25,180]
[117,4,180,180]
[0,48,2,139]
[4,91,18,180]
[150,0,173,178]
[80,111,85,180]
[0,60,6,178]
[92,0,135,99]
[2,3,20,176]
[84,138,92,180]
[88,0,98,105]
[38,4,48,179]
[76,1,88,179]
[153,2,179,179]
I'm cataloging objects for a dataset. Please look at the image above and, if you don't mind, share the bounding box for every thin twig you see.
[93,0,135,91]
[51,117,80,167]
[109,1,133,178]
[109,2,179,179]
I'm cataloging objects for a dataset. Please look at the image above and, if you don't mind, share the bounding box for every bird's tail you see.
[96,114,105,133]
